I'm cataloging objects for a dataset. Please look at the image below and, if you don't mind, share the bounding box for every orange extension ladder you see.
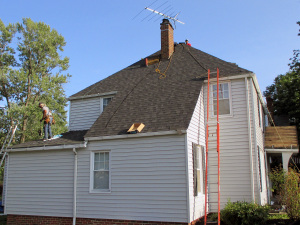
[204,69,220,225]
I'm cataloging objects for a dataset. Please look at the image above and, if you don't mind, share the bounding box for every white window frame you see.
[90,150,111,193]
[193,144,205,196]
[211,81,232,117]
[100,96,113,114]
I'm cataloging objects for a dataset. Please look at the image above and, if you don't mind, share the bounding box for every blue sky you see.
[1,0,300,107]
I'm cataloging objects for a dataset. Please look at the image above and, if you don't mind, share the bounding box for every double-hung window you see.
[193,144,205,196]
[91,151,110,192]
[212,83,231,115]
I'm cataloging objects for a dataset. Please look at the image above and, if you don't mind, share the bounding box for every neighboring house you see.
[4,19,292,225]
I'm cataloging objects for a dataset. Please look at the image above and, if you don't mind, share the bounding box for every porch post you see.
[281,152,294,171]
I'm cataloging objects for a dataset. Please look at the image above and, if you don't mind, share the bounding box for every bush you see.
[269,166,285,196]
[220,200,269,225]
[270,167,300,220]
[282,169,300,220]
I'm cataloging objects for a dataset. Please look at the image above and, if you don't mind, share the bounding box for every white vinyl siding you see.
[69,96,114,131]
[5,135,188,222]
[69,97,101,131]
[204,78,252,212]
[5,150,74,217]
[251,80,268,204]
[76,135,188,223]
[187,88,206,222]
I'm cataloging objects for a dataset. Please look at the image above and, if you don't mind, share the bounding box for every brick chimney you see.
[160,19,174,59]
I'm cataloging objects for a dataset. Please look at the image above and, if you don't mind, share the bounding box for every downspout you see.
[250,79,261,204]
[73,148,78,225]
[245,78,255,202]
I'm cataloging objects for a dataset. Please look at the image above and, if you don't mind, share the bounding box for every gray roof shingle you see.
[11,130,88,149]
[71,44,252,138]
[11,44,252,148]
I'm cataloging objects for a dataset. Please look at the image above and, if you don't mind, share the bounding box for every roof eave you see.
[7,142,87,152]
[68,91,118,101]
[85,130,187,141]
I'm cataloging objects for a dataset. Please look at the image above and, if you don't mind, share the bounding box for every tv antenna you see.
[133,1,185,26]
[145,7,184,25]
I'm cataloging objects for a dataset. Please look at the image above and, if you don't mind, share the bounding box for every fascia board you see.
[85,130,187,141]
[7,142,87,152]
[68,91,118,101]
[265,148,298,153]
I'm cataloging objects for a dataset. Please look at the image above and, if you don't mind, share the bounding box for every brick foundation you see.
[7,215,201,225]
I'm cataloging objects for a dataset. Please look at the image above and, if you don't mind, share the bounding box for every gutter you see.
[73,148,78,225]
[85,130,187,141]
[6,142,87,152]
[245,77,255,202]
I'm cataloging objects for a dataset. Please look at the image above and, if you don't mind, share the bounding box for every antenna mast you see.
[145,7,185,24]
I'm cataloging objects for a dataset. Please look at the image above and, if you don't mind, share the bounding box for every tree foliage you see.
[264,21,300,140]
[0,18,70,144]
[289,21,300,74]
[269,167,300,220]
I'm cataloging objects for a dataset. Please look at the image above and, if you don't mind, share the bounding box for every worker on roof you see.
[185,39,191,46]
[39,102,53,141]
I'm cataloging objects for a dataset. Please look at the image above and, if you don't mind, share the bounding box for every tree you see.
[264,21,300,142]
[289,21,300,74]
[0,18,70,144]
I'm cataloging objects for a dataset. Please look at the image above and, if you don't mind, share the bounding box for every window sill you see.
[211,114,233,119]
[89,189,111,194]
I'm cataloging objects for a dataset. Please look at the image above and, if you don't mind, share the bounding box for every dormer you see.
[68,91,116,131]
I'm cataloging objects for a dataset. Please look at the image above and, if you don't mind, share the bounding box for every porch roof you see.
[264,126,299,150]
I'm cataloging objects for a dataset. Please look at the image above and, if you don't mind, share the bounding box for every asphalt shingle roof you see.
[11,130,88,149]
[70,44,252,138]
[11,44,252,149]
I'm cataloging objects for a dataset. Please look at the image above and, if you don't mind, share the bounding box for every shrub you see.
[268,213,289,220]
[220,200,269,225]
[282,169,300,220]
[269,166,285,196]
[270,167,300,220]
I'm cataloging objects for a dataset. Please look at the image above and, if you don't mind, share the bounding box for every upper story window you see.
[212,82,231,116]
[103,97,112,110]
[90,151,110,193]
[100,96,113,113]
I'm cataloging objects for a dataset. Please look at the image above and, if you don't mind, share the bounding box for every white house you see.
[4,19,289,225]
